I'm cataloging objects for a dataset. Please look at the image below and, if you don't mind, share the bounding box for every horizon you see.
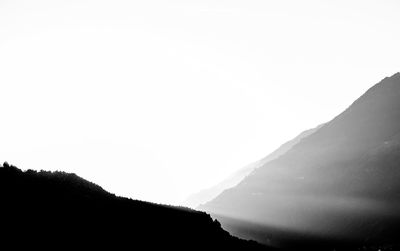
[1,0,400,204]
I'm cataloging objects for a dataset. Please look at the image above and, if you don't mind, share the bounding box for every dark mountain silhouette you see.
[0,162,269,250]
[199,73,400,250]
[182,125,323,208]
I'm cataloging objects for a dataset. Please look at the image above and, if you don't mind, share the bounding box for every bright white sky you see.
[1,0,399,204]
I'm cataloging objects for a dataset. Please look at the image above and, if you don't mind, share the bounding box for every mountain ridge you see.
[182,124,323,208]
[199,72,400,250]
[0,162,269,250]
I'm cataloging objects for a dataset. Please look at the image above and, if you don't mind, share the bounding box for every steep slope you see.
[200,73,400,249]
[183,125,323,208]
[0,162,268,250]
[182,164,255,208]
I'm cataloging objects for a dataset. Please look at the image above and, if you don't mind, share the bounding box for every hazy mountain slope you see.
[0,163,269,250]
[199,73,400,249]
[182,164,255,208]
[183,125,323,208]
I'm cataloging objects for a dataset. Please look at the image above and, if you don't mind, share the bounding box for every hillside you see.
[183,125,323,208]
[0,162,269,250]
[199,73,400,250]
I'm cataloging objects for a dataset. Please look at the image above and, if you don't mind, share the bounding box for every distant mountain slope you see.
[0,162,268,250]
[199,73,400,250]
[182,125,323,208]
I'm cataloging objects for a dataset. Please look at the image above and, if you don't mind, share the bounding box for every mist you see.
[2,0,400,205]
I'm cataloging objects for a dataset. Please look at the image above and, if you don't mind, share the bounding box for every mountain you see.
[182,125,323,208]
[0,162,269,250]
[199,73,400,250]
[182,164,255,208]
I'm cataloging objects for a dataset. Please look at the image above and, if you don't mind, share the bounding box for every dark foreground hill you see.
[200,73,400,251]
[0,162,268,250]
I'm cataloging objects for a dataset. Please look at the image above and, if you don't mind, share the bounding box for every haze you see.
[1,0,400,204]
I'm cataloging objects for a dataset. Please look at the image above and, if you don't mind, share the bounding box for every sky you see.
[1,0,400,205]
